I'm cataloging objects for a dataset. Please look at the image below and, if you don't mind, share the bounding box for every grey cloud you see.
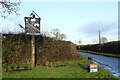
[76,21,117,37]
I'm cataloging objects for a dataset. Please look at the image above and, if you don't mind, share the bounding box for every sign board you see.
[90,64,98,72]
[24,17,41,35]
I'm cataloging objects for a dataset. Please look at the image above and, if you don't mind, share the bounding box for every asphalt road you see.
[79,52,120,78]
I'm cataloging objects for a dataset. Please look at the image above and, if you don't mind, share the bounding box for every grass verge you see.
[79,50,120,58]
[2,55,119,79]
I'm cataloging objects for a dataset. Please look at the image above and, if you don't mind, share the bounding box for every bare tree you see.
[50,29,60,39]
[0,0,21,18]
[50,28,67,40]
[59,33,67,40]
[41,31,51,37]
[101,36,108,44]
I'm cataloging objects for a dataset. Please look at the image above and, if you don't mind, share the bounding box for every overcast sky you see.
[0,1,118,44]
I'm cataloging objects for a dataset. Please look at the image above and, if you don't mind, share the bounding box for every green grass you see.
[79,50,120,58]
[2,64,32,72]
[2,55,119,79]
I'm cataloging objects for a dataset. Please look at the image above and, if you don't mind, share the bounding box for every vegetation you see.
[77,39,82,45]
[2,34,78,65]
[79,50,120,58]
[101,36,108,44]
[0,0,21,18]
[77,41,120,56]
[2,34,119,79]
[2,34,32,64]
[2,55,118,79]
[50,28,67,40]
[2,64,32,72]
[36,35,79,63]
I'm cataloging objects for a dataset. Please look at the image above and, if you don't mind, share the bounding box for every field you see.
[2,55,118,79]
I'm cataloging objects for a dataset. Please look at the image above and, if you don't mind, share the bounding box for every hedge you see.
[77,41,120,55]
[2,34,79,65]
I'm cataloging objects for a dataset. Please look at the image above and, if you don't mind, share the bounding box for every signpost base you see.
[31,35,36,67]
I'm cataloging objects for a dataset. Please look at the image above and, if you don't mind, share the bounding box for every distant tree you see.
[0,0,21,18]
[101,36,108,44]
[77,39,82,45]
[50,29,67,40]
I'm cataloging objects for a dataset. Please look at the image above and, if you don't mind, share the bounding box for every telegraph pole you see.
[99,31,101,44]
[99,31,101,51]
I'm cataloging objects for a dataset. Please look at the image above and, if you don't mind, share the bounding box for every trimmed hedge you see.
[35,35,79,63]
[2,34,79,65]
[77,41,120,55]
[2,34,32,65]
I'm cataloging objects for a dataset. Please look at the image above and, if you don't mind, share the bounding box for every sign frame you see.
[24,16,41,35]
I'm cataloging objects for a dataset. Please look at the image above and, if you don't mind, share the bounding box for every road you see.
[79,52,120,78]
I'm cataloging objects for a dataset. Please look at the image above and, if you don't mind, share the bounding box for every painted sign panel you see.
[90,64,98,72]
[24,17,40,35]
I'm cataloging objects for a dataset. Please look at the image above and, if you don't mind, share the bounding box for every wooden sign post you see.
[24,11,41,67]
[31,35,35,67]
